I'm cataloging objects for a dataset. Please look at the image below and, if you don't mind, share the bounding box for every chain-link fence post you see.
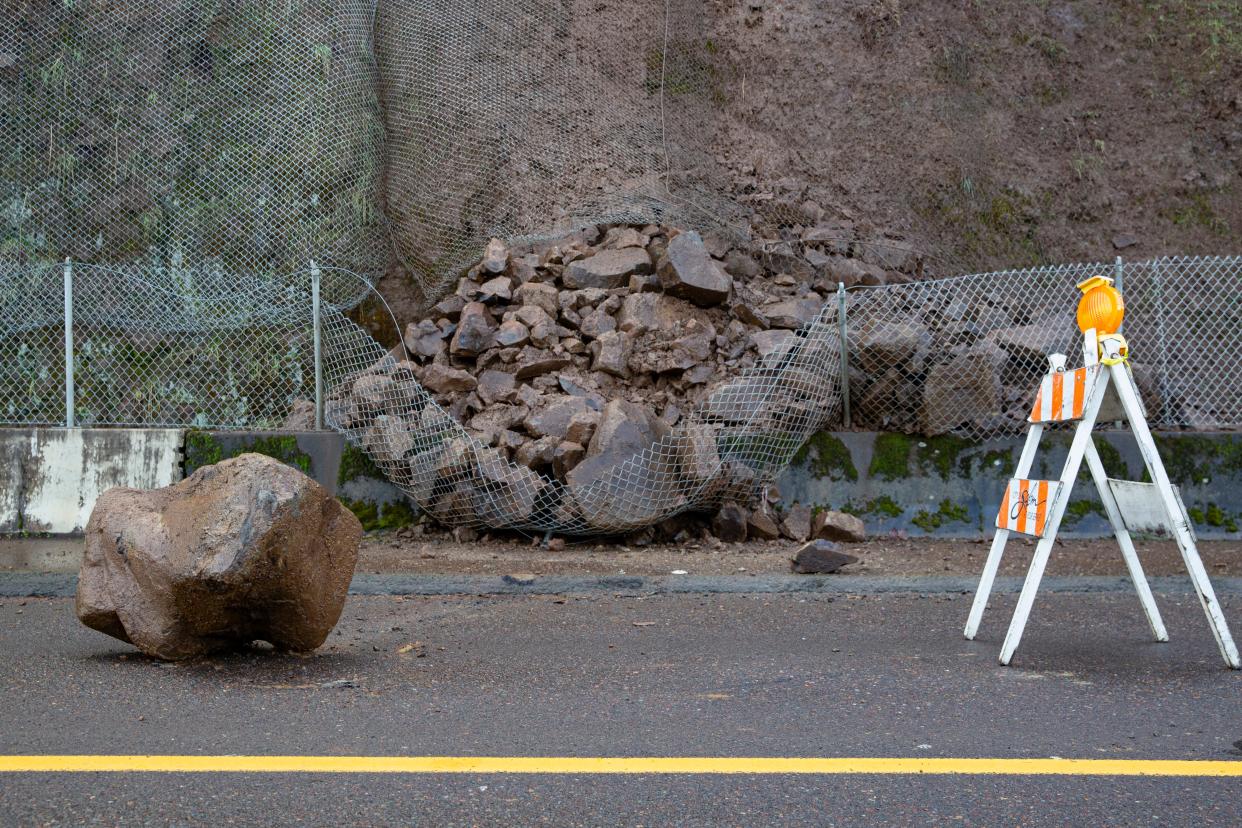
[311,261,324,431]
[63,258,75,428]
[1152,257,1172,422]
[837,282,851,429]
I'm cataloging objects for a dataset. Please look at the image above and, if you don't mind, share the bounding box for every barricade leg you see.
[1082,439,1168,642]
[1111,365,1240,668]
[965,425,1046,640]
[999,377,1109,665]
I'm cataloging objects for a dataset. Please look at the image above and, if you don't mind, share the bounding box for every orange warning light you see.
[1075,275,1125,335]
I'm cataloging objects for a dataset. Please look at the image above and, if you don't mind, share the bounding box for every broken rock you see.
[792,540,859,574]
[451,302,496,357]
[780,503,813,542]
[658,230,733,307]
[811,510,867,543]
[420,364,478,394]
[564,248,651,289]
[711,502,749,542]
[747,509,782,540]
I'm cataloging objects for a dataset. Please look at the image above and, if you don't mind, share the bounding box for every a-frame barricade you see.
[964,295,1239,669]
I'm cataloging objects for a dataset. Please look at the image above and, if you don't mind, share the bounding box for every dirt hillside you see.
[703,0,1242,272]
[369,0,1241,328]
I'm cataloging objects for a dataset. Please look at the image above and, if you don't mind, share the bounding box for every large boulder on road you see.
[75,454,362,660]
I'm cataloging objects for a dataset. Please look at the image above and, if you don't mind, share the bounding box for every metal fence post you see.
[837,282,852,429]
[1153,258,1171,423]
[63,257,75,428]
[311,261,324,431]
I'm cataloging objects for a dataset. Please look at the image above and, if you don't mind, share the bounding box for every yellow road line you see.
[0,756,1240,776]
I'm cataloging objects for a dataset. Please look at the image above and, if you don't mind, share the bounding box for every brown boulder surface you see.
[76,453,362,660]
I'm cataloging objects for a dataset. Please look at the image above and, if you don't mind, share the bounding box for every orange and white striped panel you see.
[1028,366,1099,423]
[996,478,1062,538]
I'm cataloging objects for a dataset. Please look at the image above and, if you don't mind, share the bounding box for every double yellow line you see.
[1,756,1240,776]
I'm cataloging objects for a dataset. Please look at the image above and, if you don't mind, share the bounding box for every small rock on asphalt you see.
[791,540,859,574]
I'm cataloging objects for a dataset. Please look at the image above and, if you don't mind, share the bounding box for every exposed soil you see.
[357,534,1242,579]
[369,0,1242,330]
[705,0,1242,275]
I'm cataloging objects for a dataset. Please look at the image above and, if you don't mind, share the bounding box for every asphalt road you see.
[1,589,1240,826]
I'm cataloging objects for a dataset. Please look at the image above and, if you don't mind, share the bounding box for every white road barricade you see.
[963,277,1240,669]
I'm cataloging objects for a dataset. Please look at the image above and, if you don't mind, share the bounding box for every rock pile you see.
[845,293,1166,436]
[328,223,896,532]
[327,220,974,535]
[397,225,836,449]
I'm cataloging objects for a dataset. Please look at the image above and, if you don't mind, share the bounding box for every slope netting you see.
[2,255,1238,533]
[2,0,387,303]
[4,1,1241,535]
[374,0,804,299]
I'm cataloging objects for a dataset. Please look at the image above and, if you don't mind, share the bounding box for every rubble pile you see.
[327,221,1167,539]
[396,225,828,459]
[395,224,931,467]
[326,222,923,535]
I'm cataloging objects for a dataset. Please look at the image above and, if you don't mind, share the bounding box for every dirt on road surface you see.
[7,533,1240,581]
[356,534,1242,579]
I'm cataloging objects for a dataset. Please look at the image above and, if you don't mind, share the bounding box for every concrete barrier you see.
[3,426,1237,540]
[0,427,345,537]
[778,430,1242,539]
[0,428,183,534]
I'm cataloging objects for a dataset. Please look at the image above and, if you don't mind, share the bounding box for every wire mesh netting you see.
[374,0,775,300]
[325,295,842,536]
[3,2,1241,535]
[2,0,387,302]
[0,262,329,428]
[843,256,1242,440]
[3,255,1237,533]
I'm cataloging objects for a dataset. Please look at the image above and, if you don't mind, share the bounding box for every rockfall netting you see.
[4,1,1241,536]
[3,254,1238,534]
[375,0,785,300]
[2,0,387,302]
[0,261,344,427]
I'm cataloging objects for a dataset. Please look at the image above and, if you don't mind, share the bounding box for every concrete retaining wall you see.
[777,431,1242,539]
[4,426,1238,540]
[183,430,345,495]
[0,428,183,534]
[0,428,345,537]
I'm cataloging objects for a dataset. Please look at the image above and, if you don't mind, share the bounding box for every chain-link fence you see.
[3,254,1237,534]
[4,1,1240,535]
[0,260,334,428]
[842,255,1242,440]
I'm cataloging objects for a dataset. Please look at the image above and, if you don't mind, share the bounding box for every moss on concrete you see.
[980,449,1014,475]
[1063,499,1107,526]
[343,498,417,532]
[793,432,858,481]
[183,429,224,471]
[914,434,977,480]
[1188,503,1239,533]
[1076,439,1129,482]
[911,498,971,532]
[338,442,383,485]
[869,433,913,481]
[1152,434,1242,485]
[841,495,904,519]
